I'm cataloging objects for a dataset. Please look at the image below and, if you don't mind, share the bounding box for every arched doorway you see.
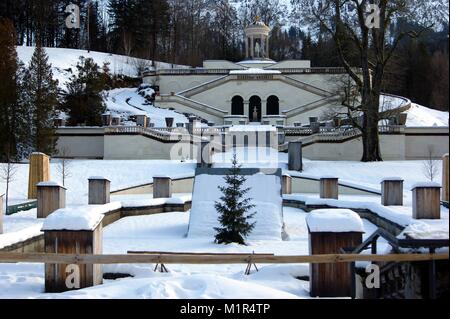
[249,96,262,122]
[267,95,279,115]
[231,96,244,115]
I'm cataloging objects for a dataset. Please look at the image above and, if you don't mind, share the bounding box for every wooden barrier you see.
[412,184,441,220]
[197,140,212,168]
[0,252,447,265]
[288,141,303,172]
[89,177,111,205]
[320,177,339,199]
[443,154,449,202]
[28,153,50,199]
[37,182,66,218]
[381,178,404,206]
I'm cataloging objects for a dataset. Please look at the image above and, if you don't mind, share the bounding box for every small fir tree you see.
[214,154,256,245]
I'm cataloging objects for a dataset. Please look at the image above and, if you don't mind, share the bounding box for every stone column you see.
[37,182,66,218]
[88,177,111,205]
[244,101,250,119]
[288,141,303,172]
[443,154,449,202]
[250,36,254,58]
[381,178,404,206]
[266,37,270,58]
[153,176,173,199]
[412,184,441,219]
[320,177,339,199]
[28,153,50,199]
[197,140,212,168]
[245,37,249,58]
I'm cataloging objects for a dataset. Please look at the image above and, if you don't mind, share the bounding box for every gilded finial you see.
[255,15,261,22]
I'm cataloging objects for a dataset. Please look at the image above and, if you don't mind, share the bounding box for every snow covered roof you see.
[42,203,121,231]
[411,182,441,190]
[230,68,281,75]
[37,181,65,189]
[89,176,110,181]
[306,209,365,233]
[381,177,404,182]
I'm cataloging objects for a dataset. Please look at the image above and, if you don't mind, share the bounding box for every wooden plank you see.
[0,252,448,265]
[127,251,275,256]
[443,154,449,202]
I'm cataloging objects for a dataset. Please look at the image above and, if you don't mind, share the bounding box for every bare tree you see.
[132,57,153,77]
[294,0,445,162]
[423,145,440,182]
[56,147,72,187]
[0,156,18,215]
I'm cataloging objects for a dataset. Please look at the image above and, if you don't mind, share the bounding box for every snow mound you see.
[399,220,449,240]
[411,182,441,189]
[188,170,283,241]
[306,209,365,233]
[406,104,449,127]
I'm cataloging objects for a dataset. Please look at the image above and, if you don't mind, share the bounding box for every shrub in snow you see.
[214,155,256,245]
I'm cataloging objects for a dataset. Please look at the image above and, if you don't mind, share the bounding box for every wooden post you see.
[88,177,111,205]
[307,209,364,297]
[320,177,339,199]
[37,182,66,218]
[43,210,103,293]
[197,140,212,168]
[28,153,50,199]
[101,113,112,127]
[282,174,292,195]
[381,178,404,206]
[153,176,172,199]
[288,141,303,172]
[443,154,449,203]
[412,184,441,220]
[136,114,148,128]
[0,194,3,235]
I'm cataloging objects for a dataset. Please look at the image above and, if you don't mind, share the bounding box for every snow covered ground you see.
[406,103,449,127]
[105,88,189,126]
[0,207,384,299]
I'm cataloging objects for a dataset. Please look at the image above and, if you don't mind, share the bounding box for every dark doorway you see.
[231,96,244,115]
[267,95,279,115]
[249,96,262,122]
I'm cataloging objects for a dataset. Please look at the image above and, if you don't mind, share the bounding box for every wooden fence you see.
[0,252,447,265]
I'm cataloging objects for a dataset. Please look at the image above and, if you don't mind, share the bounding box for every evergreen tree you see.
[214,155,256,245]
[0,18,28,160]
[26,42,59,155]
[64,57,106,126]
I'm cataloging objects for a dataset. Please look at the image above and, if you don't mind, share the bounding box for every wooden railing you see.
[0,252,447,265]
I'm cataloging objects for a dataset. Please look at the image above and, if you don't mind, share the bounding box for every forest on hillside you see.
[0,0,448,111]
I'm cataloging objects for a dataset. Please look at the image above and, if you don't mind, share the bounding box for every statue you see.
[253,106,259,122]
[254,42,261,58]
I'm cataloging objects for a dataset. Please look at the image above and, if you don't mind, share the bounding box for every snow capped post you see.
[320,177,339,200]
[37,182,66,218]
[101,113,112,127]
[412,183,442,220]
[282,173,292,195]
[443,154,449,203]
[0,194,3,234]
[307,209,364,297]
[381,178,404,206]
[88,177,111,205]
[42,208,104,293]
[28,152,50,199]
[288,141,303,172]
[153,176,172,199]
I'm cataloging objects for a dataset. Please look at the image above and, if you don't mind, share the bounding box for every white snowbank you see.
[405,104,449,127]
[189,173,283,240]
[42,203,121,231]
[36,181,65,188]
[381,177,404,182]
[399,220,449,240]
[306,209,364,233]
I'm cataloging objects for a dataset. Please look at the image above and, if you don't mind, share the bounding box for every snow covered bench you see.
[188,168,284,241]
